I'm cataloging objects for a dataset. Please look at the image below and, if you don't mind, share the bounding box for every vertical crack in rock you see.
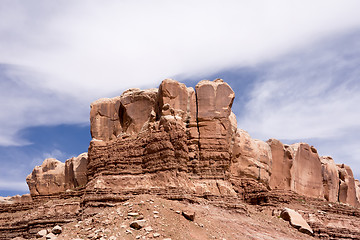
[195,86,201,164]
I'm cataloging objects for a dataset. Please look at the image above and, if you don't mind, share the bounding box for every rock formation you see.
[2,78,360,240]
[26,153,88,196]
[321,156,340,202]
[337,163,358,206]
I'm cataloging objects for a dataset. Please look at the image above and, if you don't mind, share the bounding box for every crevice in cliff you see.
[195,88,201,158]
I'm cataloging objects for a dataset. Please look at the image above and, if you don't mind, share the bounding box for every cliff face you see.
[2,78,360,239]
[84,78,360,208]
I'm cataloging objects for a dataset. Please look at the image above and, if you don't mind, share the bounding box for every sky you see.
[1,0,360,196]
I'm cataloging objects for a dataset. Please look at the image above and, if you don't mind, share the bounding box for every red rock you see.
[337,164,357,207]
[194,79,235,178]
[320,156,339,202]
[289,143,323,198]
[355,179,360,206]
[231,129,272,185]
[27,153,88,196]
[268,139,292,190]
[182,210,195,221]
[90,97,122,141]
[280,208,313,235]
[26,158,66,196]
[65,152,88,189]
[119,88,158,134]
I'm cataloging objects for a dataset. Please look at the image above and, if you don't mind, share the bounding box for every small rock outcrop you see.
[26,153,88,196]
[26,158,66,196]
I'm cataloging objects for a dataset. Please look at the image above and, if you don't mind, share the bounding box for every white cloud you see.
[236,32,360,177]
[0,0,360,146]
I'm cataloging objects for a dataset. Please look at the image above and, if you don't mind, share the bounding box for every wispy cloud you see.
[1,1,360,146]
[236,31,360,177]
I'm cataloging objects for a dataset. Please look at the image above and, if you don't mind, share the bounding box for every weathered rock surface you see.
[90,97,122,141]
[231,129,272,185]
[27,153,88,197]
[268,139,292,190]
[194,79,236,179]
[289,143,324,199]
[65,153,88,189]
[26,158,66,196]
[320,156,339,202]
[356,179,360,207]
[280,207,313,235]
[337,164,358,206]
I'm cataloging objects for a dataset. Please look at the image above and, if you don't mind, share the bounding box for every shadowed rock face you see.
[65,153,88,189]
[337,164,357,206]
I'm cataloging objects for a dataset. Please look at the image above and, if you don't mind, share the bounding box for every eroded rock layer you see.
[85,78,360,208]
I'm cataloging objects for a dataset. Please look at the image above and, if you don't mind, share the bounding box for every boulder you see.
[36,229,47,238]
[320,156,339,202]
[231,129,272,185]
[182,210,195,221]
[45,232,57,239]
[52,225,62,234]
[337,164,357,207]
[26,158,66,196]
[268,139,292,190]
[289,143,323,198]
[280,208,313,235]
[130,220,146,229]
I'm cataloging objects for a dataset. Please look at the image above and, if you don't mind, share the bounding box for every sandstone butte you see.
[1,79,360,240]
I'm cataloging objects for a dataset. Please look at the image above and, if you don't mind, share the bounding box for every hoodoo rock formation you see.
[1,78,360,240]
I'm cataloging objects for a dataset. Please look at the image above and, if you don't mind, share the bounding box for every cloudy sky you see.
[1,0,360,196]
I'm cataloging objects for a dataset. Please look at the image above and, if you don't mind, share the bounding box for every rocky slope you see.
[1,79,360,240]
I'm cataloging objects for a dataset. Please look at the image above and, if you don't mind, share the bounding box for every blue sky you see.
[1,1,360,196]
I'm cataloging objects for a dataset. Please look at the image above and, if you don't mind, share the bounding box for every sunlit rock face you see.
[26,153,88,196]
[268,139,292,191]
[288,143,324,198]
[320,156,340,202]
[26,158,66,196]
[230,129,272,185]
